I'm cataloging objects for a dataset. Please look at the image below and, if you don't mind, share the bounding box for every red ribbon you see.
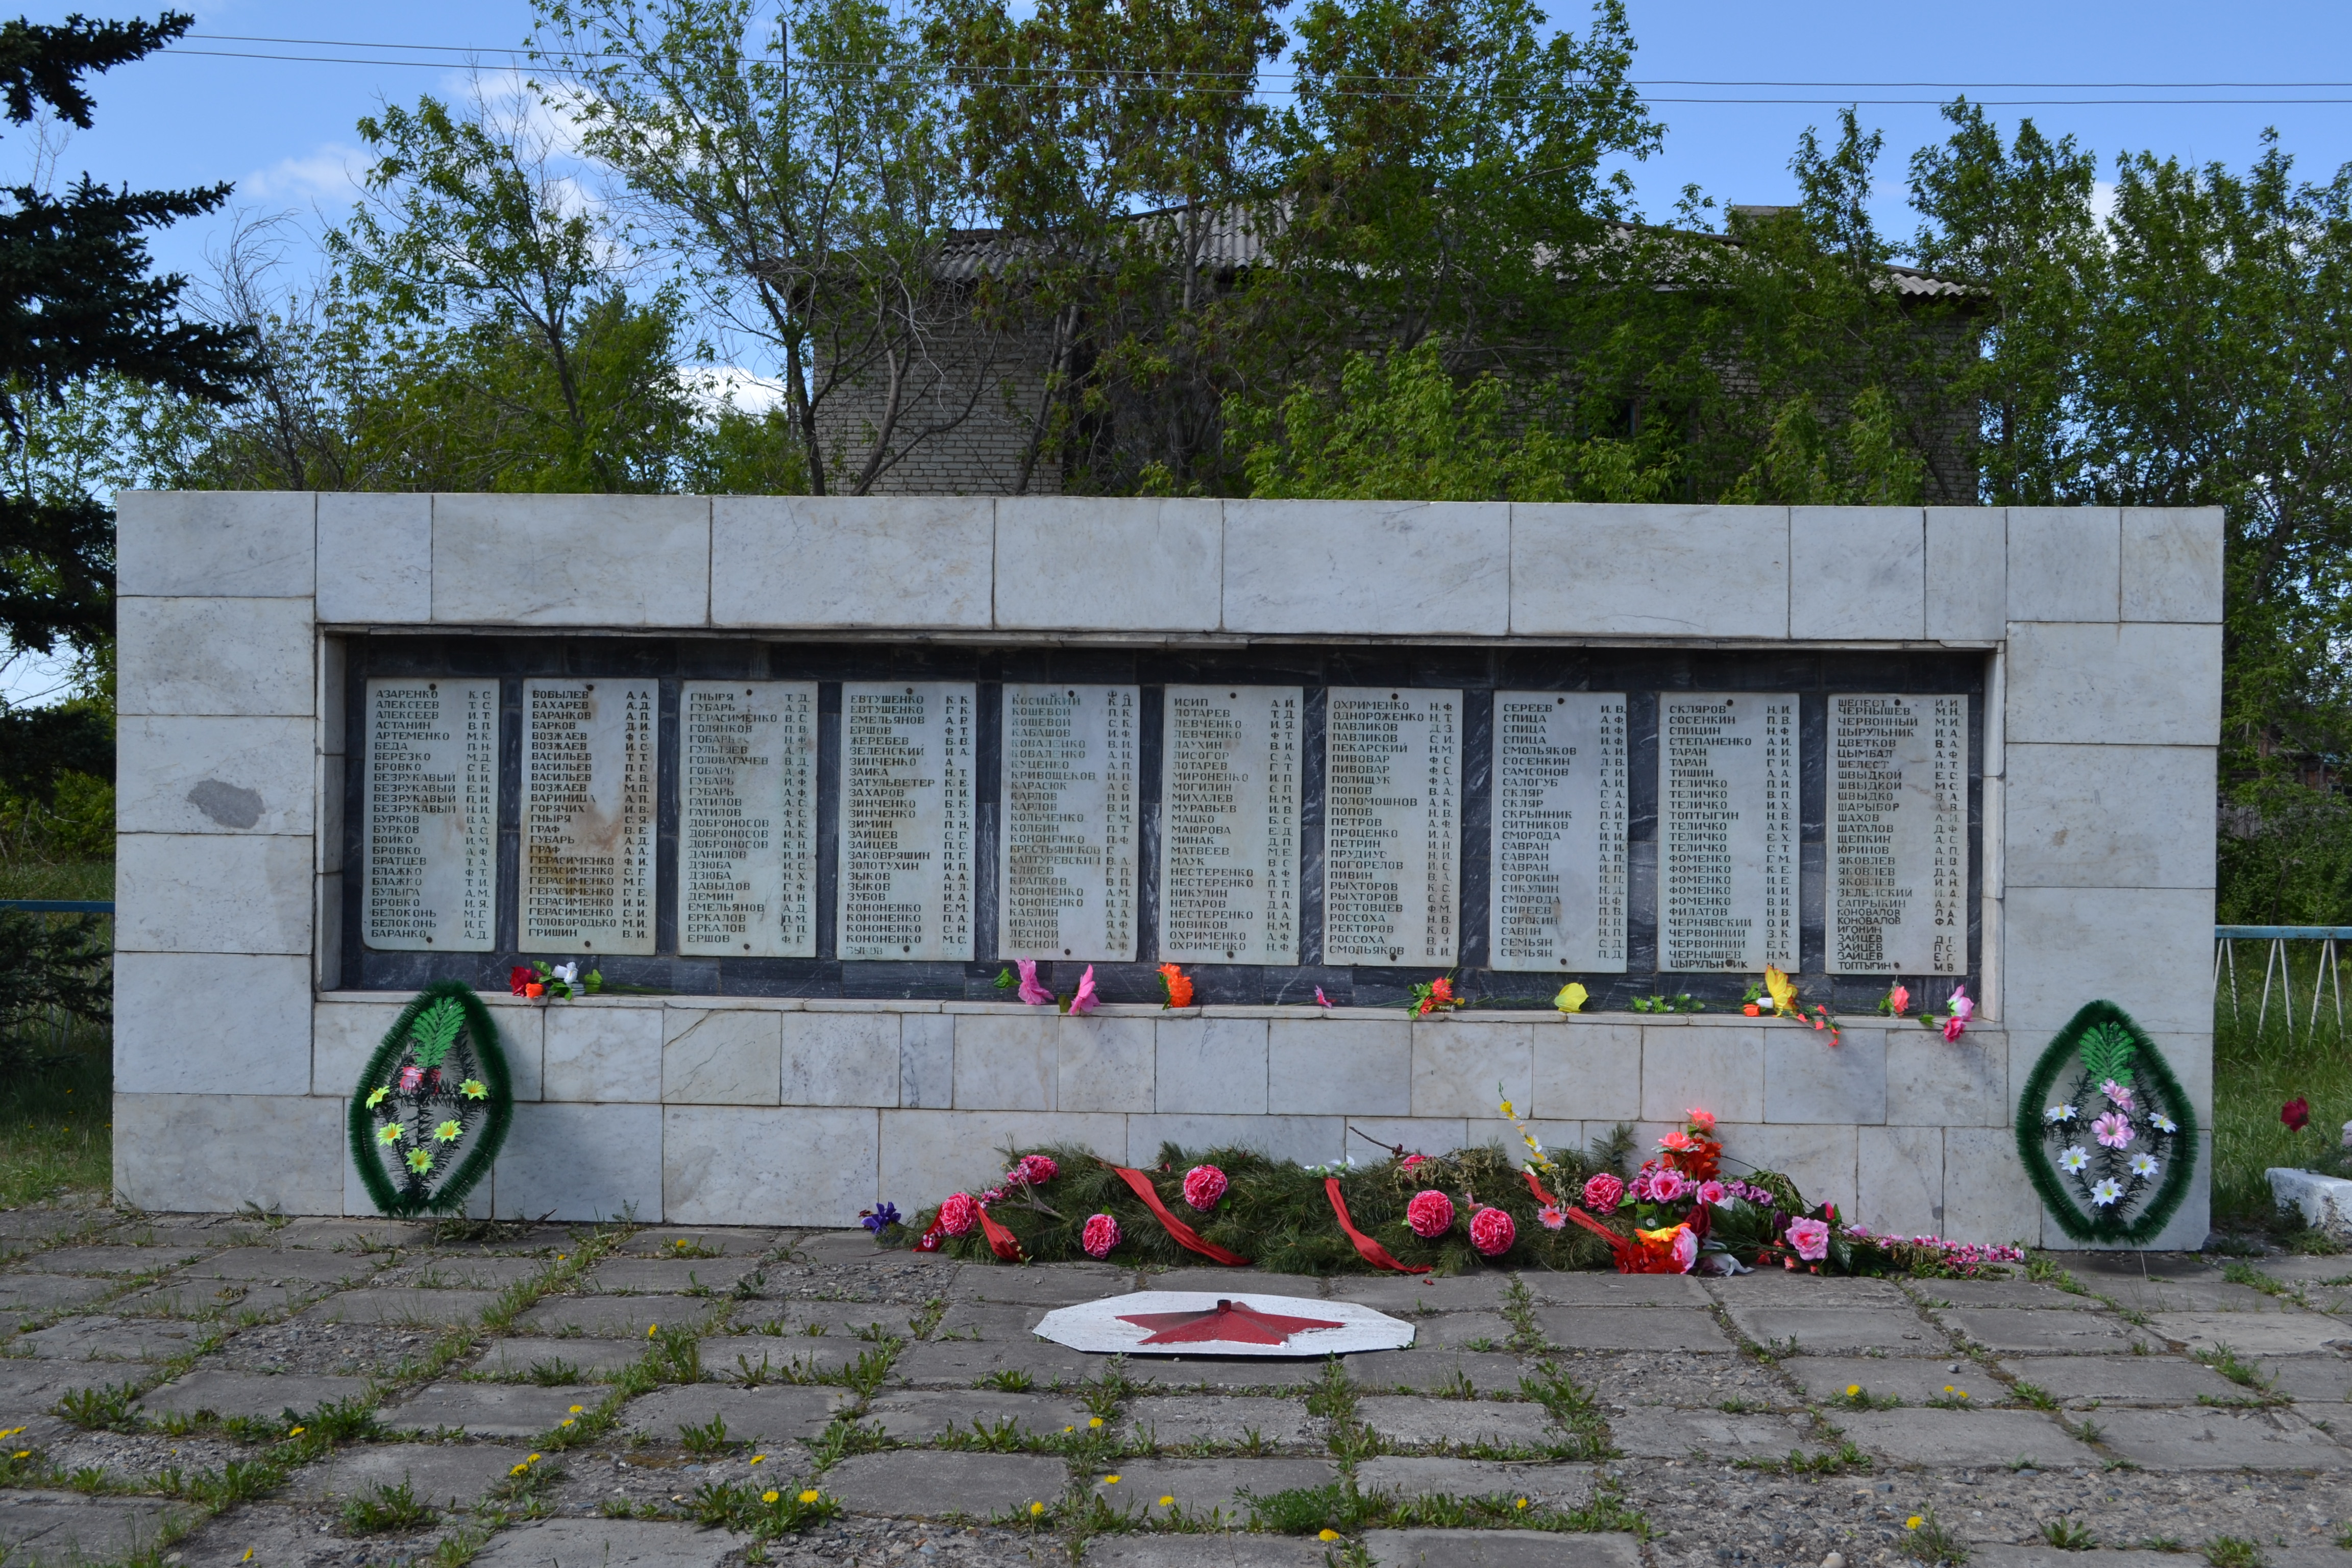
[1522,1168,1560,1208]
[1562,1205,1641,1270]
[1108,1166,1252,1266]
[976,1204,1025,1262]
[1324,1178,1431,1275]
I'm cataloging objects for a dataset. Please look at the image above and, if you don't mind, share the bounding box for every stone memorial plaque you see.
[1659,693,1796,972]
[677,681,817,958]
[1828,694,1969,975]
[520,679,657,954]
[362,678,498,951]
[838,682,976,962]
[1323,688,1460,967]
[1489,692,1629,973]
[999,684,1139,962]
[1159,686,1303,966]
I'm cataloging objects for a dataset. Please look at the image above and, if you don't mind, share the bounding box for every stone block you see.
[302,1289,499,1326]
[2001,886,2213,1036]
[620,1384,845,1442]
[1122,1394,1320,1447]
[697,1336,858,1381]
[512,1292,714,1337]
[1639,1027,1763,1122]
[388,1382,593,1438]
[2007,507,2120,622]
[821,1450,1069,1518]
[1122,1115,1341,1168]
[592,1256,761,1293]
[1511,504,1787,638]
[710,496,991,630]
[117,489,314,598]
[663,1105,878,1227]
[1530,1022,1641,1123]
[993,497,1222,632]
[1084,1537,1328,1568]
[1991,1355,2238,1407]
[32,1244,204,1275]
[0,1276,114,1312]
[1885,1027,2005,1128]
[1355,1457,1591,1507]
[2122,507,2223,623]
[1926,508,2007,641]
[117,716,315,837]
[1612,1409,1819,1459]
[136,1369,368,1421]
[114,1093,344,1214]
[1522,1273,1708,1307]
[385,1255,547,1289]
[116,832,311,955]
[2004,744,2215,889]
[433,494,709,626]
[878,1110,1129,1207]
[1782,1357,1982,1405]
[1835,1407,2081,1467]
[2145,1311,2352,1357]
[1411,1024,1531,1119]
[900,1014,954,1110]
[118,595,314,717]
[1939,1127,2041,1247]
[1722,1307,1951,1356]
[1364,1531,1639,1568]
[953,1012,1059,1110]
[1156,1018,1269,1115]
[1327,1275,1505,1312]
[1224,499,1509,636]
[1089,1458,1339,1523]
[544,1004,665,1102]
[780,1009,899,1106]
[116,952,311,1096]
[293,1441,535,1506]
[1856,1125,1944,1237]
[1408,1313,1515,1352]
[865,1389,1088,1441]
[496,1102,663,1222]
[317,492,431,623]
[1763,1025,1885,1123]
[0,1496,179,1563]
[1353,1397,1558,1451]
[1266,1019,1410,1115]
[660,1008,782,1106]
[1060,1016,1156,1112]
[2092,1407,2351,1469]
[1715,1123,1857,1215]
[1343,1351,1527,1395]
[471,1521,745,1568]
[1941,1307,2148,1354]
[1532,1307,1731,1353]
[2005,621,2222,746]
[887,1337,1106,1387]
[20,1316,207,1360]
[1790,507,1924,640]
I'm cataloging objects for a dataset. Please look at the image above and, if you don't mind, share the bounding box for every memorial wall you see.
[340,642,1981,1010]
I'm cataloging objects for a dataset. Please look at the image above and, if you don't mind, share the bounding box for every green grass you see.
[2212,983,2352,1231]
[0,861,112,902]
[0,1037,112,1208]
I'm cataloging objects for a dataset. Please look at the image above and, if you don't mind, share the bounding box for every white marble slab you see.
[1658,693,1797,973]
[1489,692,1629,973]
[362,679,498,951]
[1033,1290,1415,1357]
[1323,689,1461,968]
[520,679,657,955]
[998,684,1139,962]
[1828,694,1968,975]
[837,682,976,962]
[1159,685,1303,966]
[678,681,818,958]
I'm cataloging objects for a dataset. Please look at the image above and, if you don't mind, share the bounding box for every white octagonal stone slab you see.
[1034,1290,1414,1358]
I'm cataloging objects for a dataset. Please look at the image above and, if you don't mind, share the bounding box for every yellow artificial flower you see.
[365,1087,389,1108]
[460,1080,487,1099]
[1765,965,1797,1015]
[798,1489,820,1504]
[433,1119,462,1143]
[377,1122,403,1145]
[404,1147,433,1173]
[1554,982,1588,1014]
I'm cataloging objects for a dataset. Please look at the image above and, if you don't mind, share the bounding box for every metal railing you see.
[2215,925,2352,1039]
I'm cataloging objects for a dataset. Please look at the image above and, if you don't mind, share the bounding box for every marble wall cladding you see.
[118,832,314,954]
[1856,1124,1946,1237]
[432,494,710,627]
[118,491,315,599]
[115,1093,347,1215]
[1267,1018,1412,1116]
[2006,508,2120,623]
[317,494,430,624]
[1409,1024,1533,1119]
[663,1007,785,1106]
[993,497,1223,632]
[779,1011,900,1107]
[1790,507,1926,641]
[1531,1022,1644,1123]
[118,597,315,718]
[2003,743,2217,890]
[1511,504,1788,638]
[1223,500,1509,636]
[2005,621,2223,748]
[1154,1018,1271,1115]
[712,496,992,629]
[118,716,317,837]
[543,1003,665,1103]
[314,995,544,1100]
[497,1101,664,1222]
[664,1106,879,1227]
[115,952,314,1097]
[1925,508,2007,641]
[2122,507,2225,624]
[1637,1025,1766,1124]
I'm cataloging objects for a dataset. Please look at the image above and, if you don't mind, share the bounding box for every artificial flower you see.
[1015,959,1054,1007]
[432,1119,462,1143]
[509,966,535,996]
[1649,1168,1689,1204]
[1468,1206,1515,1257]
[1686,1107,1717,1133]
[377,1122,404,1145]
[364,1086,389,1109]
[1399,1153,1427,1171]
[1081,1212,1121,1258]
[860,1203,902,1235]
[2093,1111,2134,1149]
[1069,966,1100,1015]
[1554,982,1588,1014]
[1411,975,1460,1017]
[460,1079,487,1099]
[2283,1098,2312,1131]
[552,962,579,988]
[1743,1002,1762,1016]
[1633,1223,1699,1273]
[2045,1102,2077,1123]
[2101,1079,2134,1109]
[2151,1113,2178,1134]
[1786,1216,1831,1261]
[1886,984,1910,1017]
[2090,1178,2123,1207]
[1314,986,1332,1007]
[1764,965,1797,1016]
[1537,1204,1567,1231]
[1182,1164,1229,1211]
[1696,1180,1727,1206]
[524,984,545,998]
[2059,1145,2090,1173]
[1581,1172,1624,1213]
[1158,963,1194,1009]
[937,1192,979,1236]
[1013,1154,1060,1186]
[2129,1153,2159,1178]
[398,1065,426,1093]
[1942,985,1973,1041]
[404,1147,434,1173]
[1405,1189,1455,1238]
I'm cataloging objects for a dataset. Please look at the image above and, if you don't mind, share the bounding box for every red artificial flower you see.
[1081,1212,1121,1258]
[1468,1206,1515,1257]
[509,966,535,996]
[1181,1164,1229,1212]
[1013,1154,1059,1187]
[1405,1189,1455,1239]
[1158,963,1194,1009]
[1743,1002,1762,1016]
[1582,1172,1625,1213]
[1399,1153,1427,1171]
[937,1192,979,1236]
[524,983,545,998]
[2283,1098,2312,1132]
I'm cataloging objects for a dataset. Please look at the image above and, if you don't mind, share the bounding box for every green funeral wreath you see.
[2016,999,2199,1245]
[349,981,513,1217]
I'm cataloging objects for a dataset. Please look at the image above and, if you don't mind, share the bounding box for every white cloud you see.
[240,141,369,204]
[2092,180,2119,226]
[683,365,788,416]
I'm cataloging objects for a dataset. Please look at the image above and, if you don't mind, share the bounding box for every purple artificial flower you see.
[860,1203,902,1235]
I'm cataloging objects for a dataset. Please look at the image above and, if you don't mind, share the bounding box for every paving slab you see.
[822,1449,1071,1518]
[1407,1312,1516,1351]
[135,1369,370,1422]
[475,1337,648,1380]
[1121,1357,1329,1392]
[888,1336,1113,1387]
[2088,1406,2352,1469]
[699,1334,863,1381]
[2148,1311,2352,1357]
[2250,1257,2352,1286]
[1904,1280,2103,1311]
[470,1518,746,1568]
[929,1301,1048,1339]
[1966,1553,2184,1568]
[1994,1355,2242,1407]
[113,1280,319,1319]
[513,1294,718,1338]
[1354,1396,1561,1452]
[1613,1408,1821,1459]
[267,1217,422,1249]
[1532,1308,1734,1353]
[173,1248,381,1285]
[1090,1457,1340,1523]
[1144,1269,1330,1297]
[1325,1275,1509,1312]
[1081,1538,1331,1567]
[1127,1394,1319,1447]
[1834,1408,2085,1467]
[728,1299,924,1337]
[589,1257,761,1293]
[20,1315,207,1361]
[862,1389,1089,1440]
[0,1491,182,1561]
[0,1213,103,1243]
[289,1440,536,1504]
[1364,1528,1643,1566]
[2263,1357,2352,1402]
[1783,1357,1985,1406]
[0,1273,117,1313]
[1723,1307,1952,1356]
[1523,1273,1709,1307]
[386,1382,593,1438]
[23,1246,198,1276]
[1704,1275,1913,1307]
[300,1288,497,1327]
[0,1359,105,1417]
[621,1228,785,1257]
[1940,1309,2150,1355]
[1354,1457,1594,1506]
[2092,1278,2285,1313]
[1344,1351,1528,1396]
[619,1384,844,1442]
[950,1266,1133,1307]
[385,1256,550,1289]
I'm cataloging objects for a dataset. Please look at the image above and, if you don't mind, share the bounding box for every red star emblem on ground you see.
[1114,1298,1347,1345]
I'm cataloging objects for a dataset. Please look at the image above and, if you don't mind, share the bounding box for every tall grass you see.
[0,1030,112,1207]
[0,862,113,902]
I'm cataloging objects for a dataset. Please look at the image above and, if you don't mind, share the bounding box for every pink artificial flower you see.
[1405,1189,1455,1238]
[1537,1204,1567,1231]
[1068,966,1099,1015]
[937,1192,979,1236]
[2093,1111,2134,1149]
[1015,959,1054,1007]
[1669,1226,1699,1273]
[1468,1206,1515,1257]
[1649,1168,1689,1204]
[1081,1212,1121,1258]
[1625,1171,1650,1203]
[1014,1153,1059,1187]
[2101,1079,2134,1110]
[1181,1164,1229,1212]
[1685,1107,1717,1133]
[1941,984,1975,1041]
[1581,1172,1625,1213]
[1399,1153,1427,1171]
[1785,1216,1831,1261]
[1888,984,1910,1016]
[1314,986,1332,1007]
[1696,1180,1727,1207]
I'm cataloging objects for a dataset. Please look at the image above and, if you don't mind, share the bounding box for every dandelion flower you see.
[1907,1516,1924,1530]
[798,1490,820,1505]
[1088,1416,1103,1428]
[569,1405,583,1414]
[1104,1474,1120,1484]
[1159,1495,1174,1506]
[288,1426,306,1437]
[1319,1529,1342,1541]
[1029,1502,1045,1517]
[647,1324,658,1337]
[762,1490,779,1504]
[1514,1498,1528,1510]
[1846,1384,1861,1396]
[750,1454,765,1464]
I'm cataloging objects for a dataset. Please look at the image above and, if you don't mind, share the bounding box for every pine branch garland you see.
[2016,1000,2199,1245]
[347,981,513,1217]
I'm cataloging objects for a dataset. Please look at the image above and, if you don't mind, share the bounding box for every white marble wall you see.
[112,494,2224,1246]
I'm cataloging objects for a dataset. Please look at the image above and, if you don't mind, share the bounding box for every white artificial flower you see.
[2091,1178,2123,1207]
[2129,1153,2159,1178]
[2150,1113,2178,1134]
[2060,1146,2091,1173]
[2045,1103,2077,1123]
[552,962,580,985]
